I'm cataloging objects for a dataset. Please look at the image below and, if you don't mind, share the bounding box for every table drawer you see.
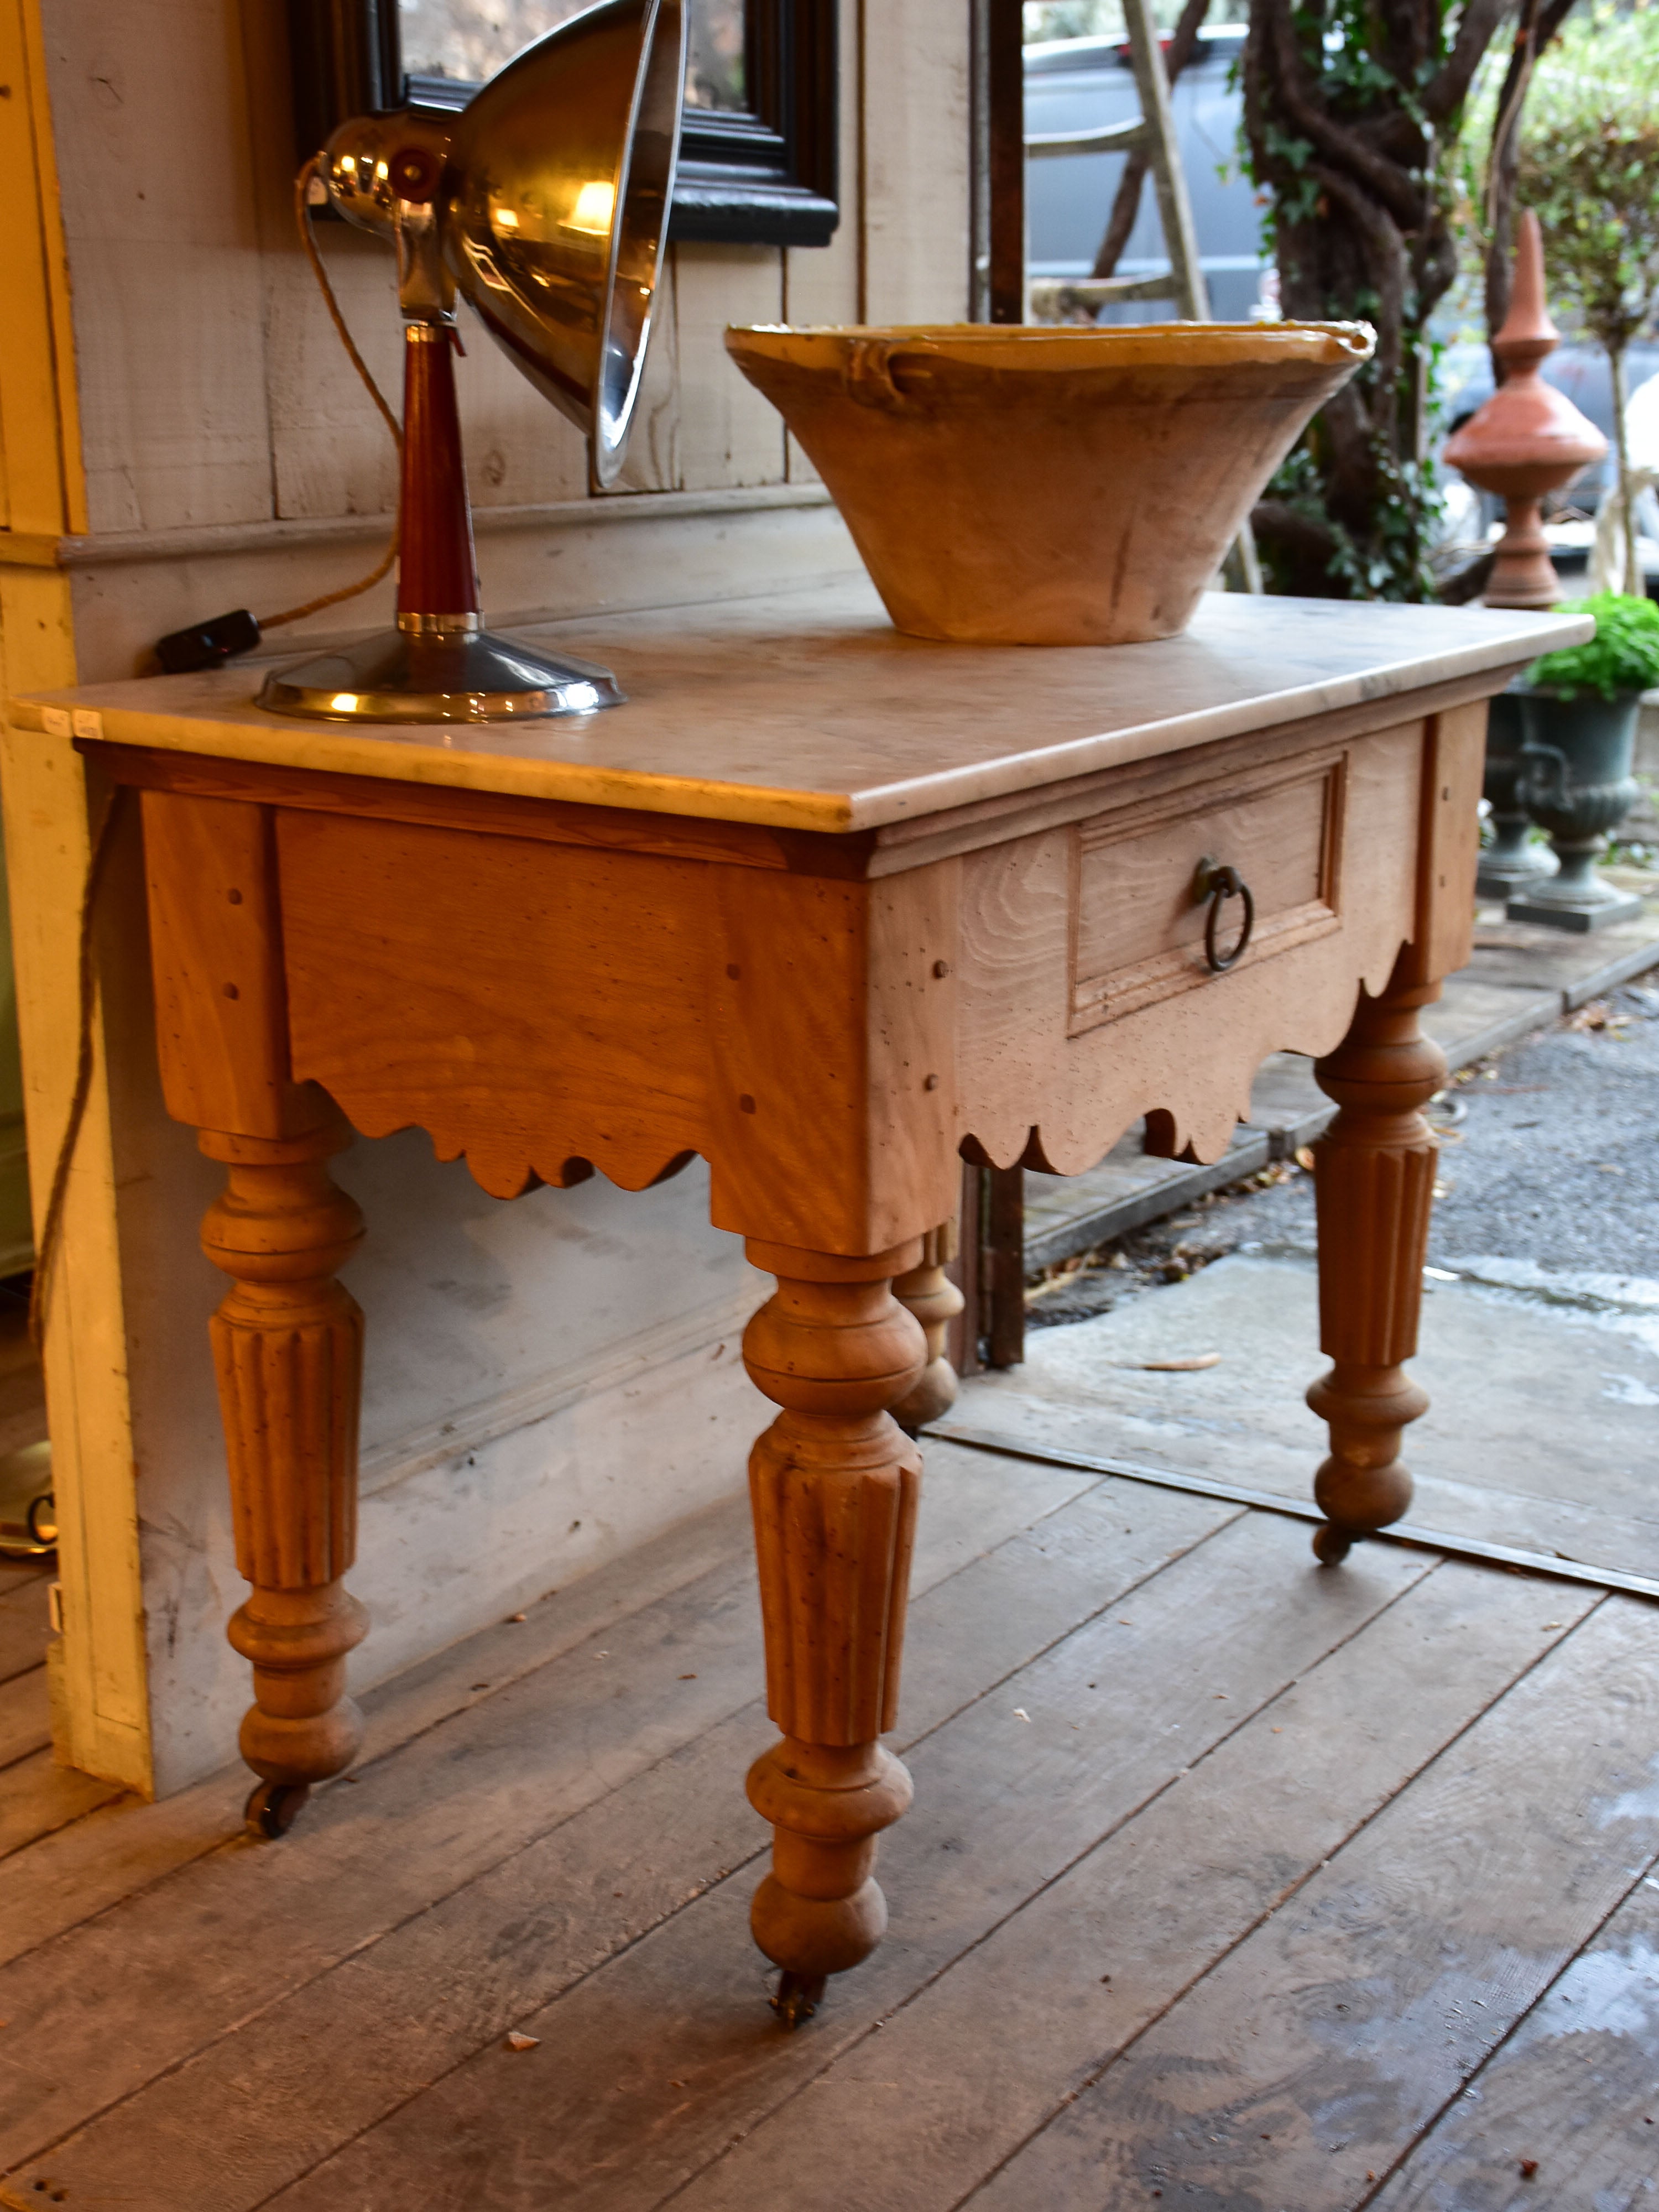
[1068,745,1345,1033]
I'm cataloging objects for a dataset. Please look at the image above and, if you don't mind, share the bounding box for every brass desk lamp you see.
[260,0,685,723]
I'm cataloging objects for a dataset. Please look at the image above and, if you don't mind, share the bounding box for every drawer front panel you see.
[1069,748,1345,1032]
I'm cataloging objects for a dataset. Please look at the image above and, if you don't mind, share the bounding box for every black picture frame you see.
[286,0,838,248]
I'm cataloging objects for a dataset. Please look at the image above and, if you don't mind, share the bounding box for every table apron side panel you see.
[1403,698,1486,990]
[140,790,317,1140]
[952,719,1424,1173]
[274,811,726,1201]
[275,815,961,1255]
[707,859,961,1254]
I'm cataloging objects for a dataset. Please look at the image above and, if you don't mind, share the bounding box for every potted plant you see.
[1510,590,1659,927]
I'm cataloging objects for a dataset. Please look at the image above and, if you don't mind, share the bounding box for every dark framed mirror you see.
[288,0,838,247]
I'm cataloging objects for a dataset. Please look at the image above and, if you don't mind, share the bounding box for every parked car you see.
[1024,27,1269,324]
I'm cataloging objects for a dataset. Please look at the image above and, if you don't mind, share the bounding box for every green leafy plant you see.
[1516,3,1659,591]
[1528,591,1659,698]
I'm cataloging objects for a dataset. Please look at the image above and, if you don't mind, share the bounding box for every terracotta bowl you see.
[724,322,1374,645]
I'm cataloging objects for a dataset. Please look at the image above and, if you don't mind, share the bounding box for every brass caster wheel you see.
[1312,1522,1354,1567]
[770,1970,827,2030]
[245,1779,312,1839]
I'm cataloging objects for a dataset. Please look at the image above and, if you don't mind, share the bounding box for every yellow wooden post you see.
[0,0,152,1793]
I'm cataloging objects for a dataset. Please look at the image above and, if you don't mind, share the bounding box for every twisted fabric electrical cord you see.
[35,166,409,1342]
[29,783,132,1350]
[260,158,404,632]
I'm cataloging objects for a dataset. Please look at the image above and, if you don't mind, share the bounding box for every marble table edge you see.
[6,608,1589,837]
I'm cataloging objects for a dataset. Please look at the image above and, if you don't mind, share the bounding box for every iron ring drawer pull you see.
[1195,857,1255,973]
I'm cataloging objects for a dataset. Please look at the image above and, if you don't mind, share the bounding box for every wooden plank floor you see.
[0,1306,123,1858]
[3,1431,1658,2212]
[0,1559,118,1861]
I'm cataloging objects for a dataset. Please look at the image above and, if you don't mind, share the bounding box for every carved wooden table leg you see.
[741,1238,927,2026]
[890,1218,964,1433]
[1306,962,1447,1565]
[199,1119,368,1836]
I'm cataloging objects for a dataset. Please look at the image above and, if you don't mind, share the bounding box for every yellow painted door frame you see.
[0,0,153,1792]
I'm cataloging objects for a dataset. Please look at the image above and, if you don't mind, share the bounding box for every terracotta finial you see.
[1494,210,1559,377]
[1443,211,1605,608]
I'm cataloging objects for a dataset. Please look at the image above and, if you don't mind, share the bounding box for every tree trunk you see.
[1483,0,1578,384]
[1609,342,1641,595]
[1241,0,1511,598]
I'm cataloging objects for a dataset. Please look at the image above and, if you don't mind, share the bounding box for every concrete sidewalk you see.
[943,1233,1659,1583]
[946,912,1659,1624]
[1023,876,1659,1272]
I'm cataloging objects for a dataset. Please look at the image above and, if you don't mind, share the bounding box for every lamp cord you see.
[28,784,132,1352]
[31,163,409,1348]
[259,157,404,632]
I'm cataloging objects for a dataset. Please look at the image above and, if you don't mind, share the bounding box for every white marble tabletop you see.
[16,577,1587,834]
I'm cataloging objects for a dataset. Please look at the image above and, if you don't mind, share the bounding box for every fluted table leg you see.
[1307,959,1446,1564]
[741,1237,927,2026]
[890,1217,965,1432]
[199,1119,368,1835]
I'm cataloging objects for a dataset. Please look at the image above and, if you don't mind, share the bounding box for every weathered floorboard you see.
[0,1549,768,2168]
[0,1667,49,1771]
[0,1489,757,1969]
[0,1572,48,1687]
[0,1754,126,1864]
[966,1593,1659,2212]
[0,1471,1234,2209]
[670,1563,1601,2212]
[1374,1872,1659,2210]
[5,1437,1653,2212]
[244,1515,1425,2211]
[0,1444,1150,2184]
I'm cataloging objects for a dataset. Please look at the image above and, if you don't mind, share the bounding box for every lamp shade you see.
[276,0,687,722]
[445,0,685,486]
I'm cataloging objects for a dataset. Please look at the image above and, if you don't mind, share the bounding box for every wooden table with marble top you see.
[18,576,1586,2025]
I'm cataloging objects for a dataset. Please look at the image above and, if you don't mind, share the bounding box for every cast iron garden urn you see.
[1509,687,1646,929]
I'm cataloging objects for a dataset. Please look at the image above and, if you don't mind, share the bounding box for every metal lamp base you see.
[258,627,623,723]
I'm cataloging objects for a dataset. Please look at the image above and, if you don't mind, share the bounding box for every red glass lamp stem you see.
[397,321,481,624]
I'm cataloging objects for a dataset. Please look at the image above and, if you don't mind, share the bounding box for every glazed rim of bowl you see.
[727,320,1376,367]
